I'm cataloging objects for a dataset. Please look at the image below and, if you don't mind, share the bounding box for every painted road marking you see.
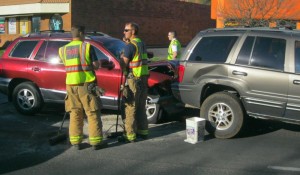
[268,166,300,172]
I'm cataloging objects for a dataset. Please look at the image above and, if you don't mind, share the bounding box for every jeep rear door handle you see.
[293,80,300,85]
[32,67,41,72]
[232,70,247,76]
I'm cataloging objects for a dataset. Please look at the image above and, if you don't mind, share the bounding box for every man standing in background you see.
[167,31,181,60]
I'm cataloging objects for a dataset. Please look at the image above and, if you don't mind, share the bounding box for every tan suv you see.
[172,28,300,138]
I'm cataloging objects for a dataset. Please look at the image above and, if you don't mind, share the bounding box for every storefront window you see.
[32,16,41,33]
[20,17,29,35]
[8,17,17,34]
[49,14,63,30]
[0,17,5,34]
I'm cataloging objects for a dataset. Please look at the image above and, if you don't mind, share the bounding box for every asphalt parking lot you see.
[1,92,300,175]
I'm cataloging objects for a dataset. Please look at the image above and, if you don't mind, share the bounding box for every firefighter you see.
[119,22,149,143]
[58,25,106,150]
[167,31,181,60]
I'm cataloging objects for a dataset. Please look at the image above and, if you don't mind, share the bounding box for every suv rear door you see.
[230,34,288,118]
[27,39,69,102]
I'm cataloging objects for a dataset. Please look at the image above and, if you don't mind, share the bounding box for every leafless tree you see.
[217,0,299,27]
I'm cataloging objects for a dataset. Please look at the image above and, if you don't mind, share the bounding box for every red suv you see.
[0,31,182,123]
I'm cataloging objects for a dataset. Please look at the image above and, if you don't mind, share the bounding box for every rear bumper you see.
[0,77,10,96]
[157,94,185,115]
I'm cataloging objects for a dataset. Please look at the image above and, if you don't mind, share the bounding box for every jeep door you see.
[230,36,288,118]
[285,40,300,121]
[27,40,69,102]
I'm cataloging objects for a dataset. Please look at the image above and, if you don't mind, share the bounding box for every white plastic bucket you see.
[184,117,206,144]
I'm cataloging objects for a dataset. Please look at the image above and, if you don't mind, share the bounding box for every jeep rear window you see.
[10,40,39,58]
[188,36,238,62]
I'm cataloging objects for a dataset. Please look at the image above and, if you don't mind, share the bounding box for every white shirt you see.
[171,38,178,52]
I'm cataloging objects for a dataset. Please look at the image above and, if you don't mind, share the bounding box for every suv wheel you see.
[146,95,161,124]
[12,82,43,115]
[200,92,244,139]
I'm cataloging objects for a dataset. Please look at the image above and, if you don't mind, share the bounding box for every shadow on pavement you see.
[239,118,300,138]
[0,102,70,174]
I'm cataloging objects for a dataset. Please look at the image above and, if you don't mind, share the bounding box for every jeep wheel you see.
[146,95,161,124]
[200,92,244,139]
[12,82,43,115]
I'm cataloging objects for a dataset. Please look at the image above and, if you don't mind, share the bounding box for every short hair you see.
[169,31,177,37]
[71,25,85,38]
[126,22,139,35]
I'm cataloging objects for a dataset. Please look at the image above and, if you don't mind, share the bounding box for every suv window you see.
[35,41,68,63]
[237,36,286,70]
[10,40,39,58]
[91,45,109,61]
[295,41,300,73]
[189,36,238,62]
[45,41,69,63]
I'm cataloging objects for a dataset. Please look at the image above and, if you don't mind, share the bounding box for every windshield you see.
[103,40,125,60]
[91,36,126,60]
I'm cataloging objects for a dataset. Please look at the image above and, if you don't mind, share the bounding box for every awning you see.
[0,3,69,16]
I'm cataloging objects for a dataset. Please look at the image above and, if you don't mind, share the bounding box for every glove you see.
[87,83,105,96]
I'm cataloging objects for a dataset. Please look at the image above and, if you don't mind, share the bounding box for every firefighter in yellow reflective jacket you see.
[58,25,105,150]
[118,22,149,143]
[167,31,181,60]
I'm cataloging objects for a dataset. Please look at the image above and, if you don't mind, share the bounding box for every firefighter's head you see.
[71,25,85,40]
[124,22,139,40]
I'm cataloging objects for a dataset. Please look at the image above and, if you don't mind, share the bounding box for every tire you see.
[200,92,244,139]
[146,95,161,124]
[12,82,43,115]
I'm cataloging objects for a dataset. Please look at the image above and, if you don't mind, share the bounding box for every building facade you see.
[0,0,215,48]
[211,0,300,29]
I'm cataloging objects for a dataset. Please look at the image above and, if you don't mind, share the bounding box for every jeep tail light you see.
[178,65,185,83]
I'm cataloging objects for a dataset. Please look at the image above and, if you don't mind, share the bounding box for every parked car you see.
[0,31,182,123]
[172,28,300,138]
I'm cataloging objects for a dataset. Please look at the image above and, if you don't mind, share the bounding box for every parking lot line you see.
[268,166,300,172]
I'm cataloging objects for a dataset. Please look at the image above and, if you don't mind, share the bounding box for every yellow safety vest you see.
[129,38,149,77]
[167,39,181,60]
[59,40,96,85]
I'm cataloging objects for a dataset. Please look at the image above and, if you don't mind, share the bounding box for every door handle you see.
[32,67,41,72]
[232,70,247,76]
[293,80,300,85]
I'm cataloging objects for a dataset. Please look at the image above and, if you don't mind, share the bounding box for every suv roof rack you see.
[23,30,71,38]
[23,30,110,38]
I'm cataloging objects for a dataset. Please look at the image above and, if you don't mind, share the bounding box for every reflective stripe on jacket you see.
[129,38,149,77]
[59,40,96,85]
[167,39,181,60]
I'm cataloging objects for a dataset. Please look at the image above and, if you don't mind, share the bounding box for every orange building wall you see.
[211,0,300,29]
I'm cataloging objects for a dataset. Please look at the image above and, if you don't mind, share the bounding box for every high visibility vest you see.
[129,38,149,77]
[59,40,96,85]
[167,39,181,60]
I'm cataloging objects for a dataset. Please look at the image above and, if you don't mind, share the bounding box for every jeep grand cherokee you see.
[172,28,300,138]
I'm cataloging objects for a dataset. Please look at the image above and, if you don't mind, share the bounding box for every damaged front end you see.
[147,60,184,122]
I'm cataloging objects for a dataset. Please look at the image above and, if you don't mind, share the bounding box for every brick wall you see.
[71,0,215,46]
